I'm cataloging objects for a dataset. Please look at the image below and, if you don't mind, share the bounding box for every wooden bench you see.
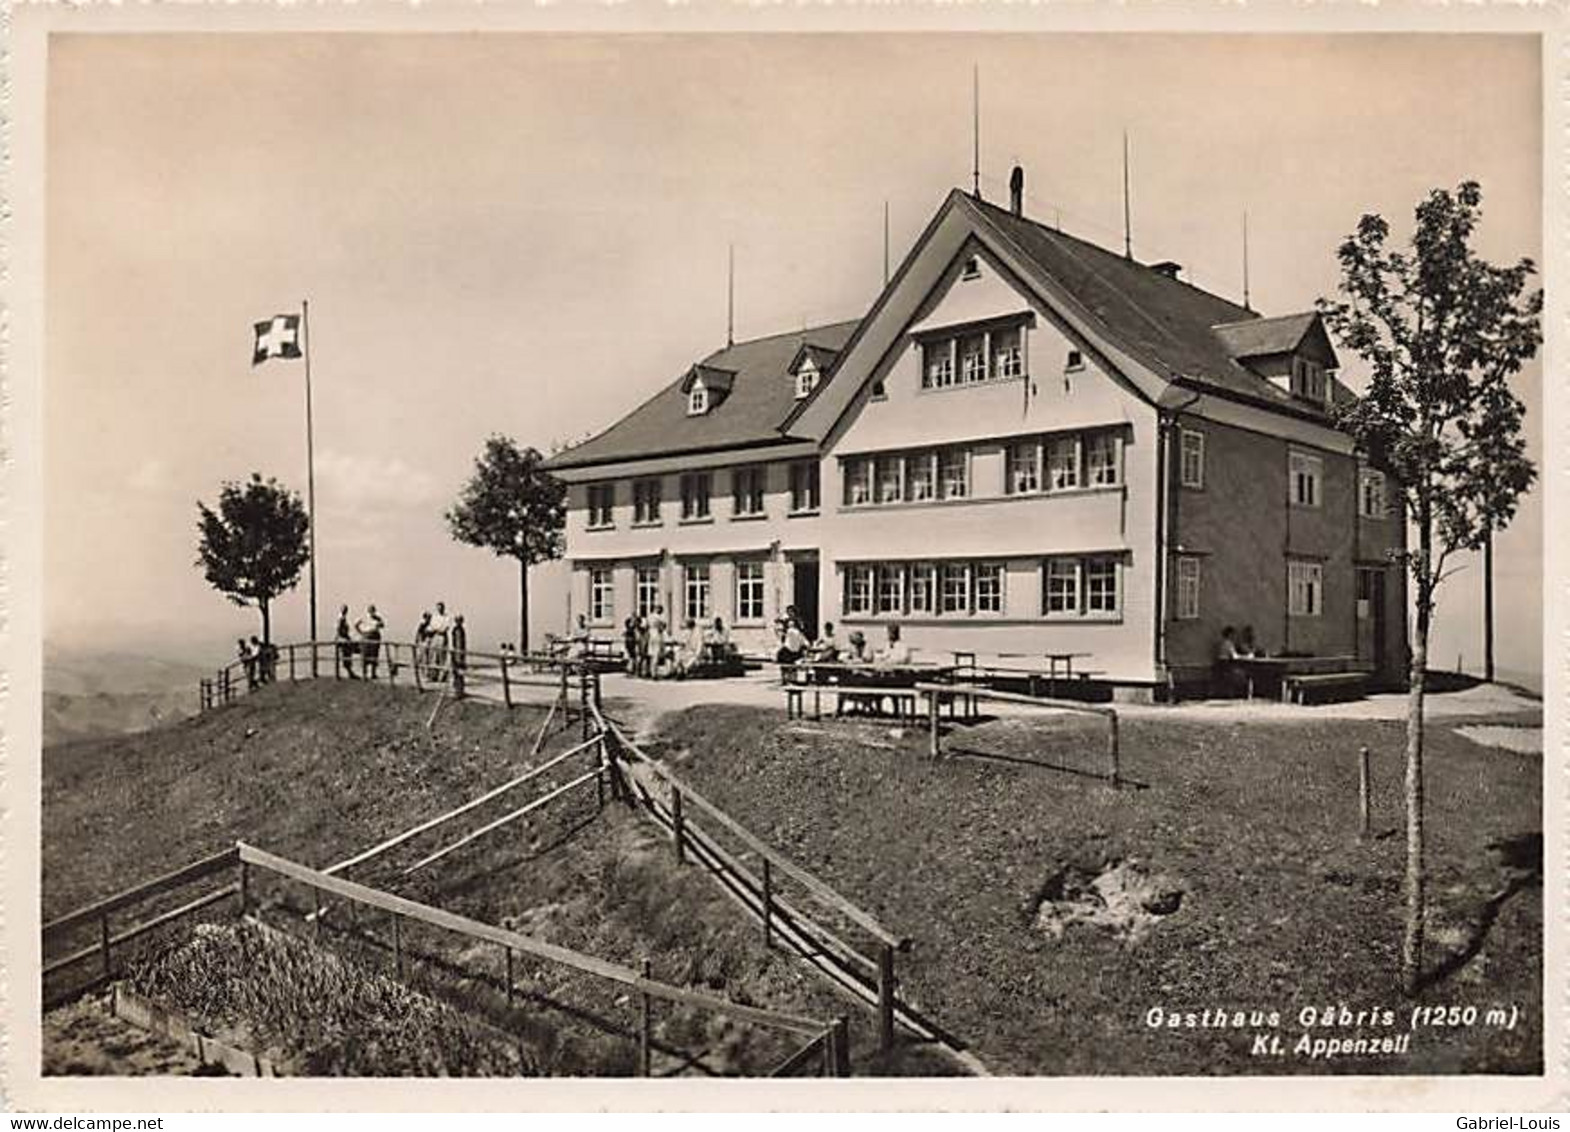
[1282,671,1368,705]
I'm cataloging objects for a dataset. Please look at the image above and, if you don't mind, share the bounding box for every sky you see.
[44,32,1544,686]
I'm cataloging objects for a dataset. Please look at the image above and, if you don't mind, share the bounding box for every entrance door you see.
[792,555,820,635]
[1357,567,1388,679]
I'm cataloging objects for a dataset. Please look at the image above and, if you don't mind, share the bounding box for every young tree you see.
[195,473,312,644]
[445,435,566,655]
[1319,181,1539,994]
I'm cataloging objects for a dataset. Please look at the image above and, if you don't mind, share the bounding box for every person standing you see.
[335,604,358,679]
[429,601,452,682]
[622,615,640,675]
[635,612,651,678]
[238,638,257,691]
[253,636,278,684]
[357,604,385,680]
[648,605,669,679]
[450,614,469,698]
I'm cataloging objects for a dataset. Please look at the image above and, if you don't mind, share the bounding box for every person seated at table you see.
[776,617,808,664]
[1238,624,1259,658]
[875,623,912,666]
[673,617,705,678]
[704,616,730,662]
[811,622,841,662]
[845,629,871,663]
[1214,625,1247,696]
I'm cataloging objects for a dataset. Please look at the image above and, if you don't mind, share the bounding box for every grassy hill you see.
[42,681,946,1076]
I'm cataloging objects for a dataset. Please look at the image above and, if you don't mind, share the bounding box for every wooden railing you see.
[916,681,1121,787]
[200,640,598,715]
[42,846,243,1006]
[586,697,937,1059]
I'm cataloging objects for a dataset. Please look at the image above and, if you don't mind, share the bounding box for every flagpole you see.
[302,298,319,673]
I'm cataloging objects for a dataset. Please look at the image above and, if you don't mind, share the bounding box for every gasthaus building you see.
[545,176,1409,700]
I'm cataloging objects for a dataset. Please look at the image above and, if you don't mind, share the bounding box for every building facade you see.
[545,181,1408,696]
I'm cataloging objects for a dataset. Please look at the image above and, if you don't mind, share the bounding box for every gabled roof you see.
[788,342,840,375]
[1212,312,1320,360]
[545,320,861,471]
[679,363,737,394]
[967,196,1307,406]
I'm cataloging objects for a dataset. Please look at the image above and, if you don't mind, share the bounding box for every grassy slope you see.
[651,705,1543,1076]
[42,682,937,1076]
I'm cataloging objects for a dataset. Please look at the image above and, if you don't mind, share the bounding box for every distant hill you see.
[42,643,209,747]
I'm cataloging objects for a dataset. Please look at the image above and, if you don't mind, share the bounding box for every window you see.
[683,563,711,621]
[789,461,820,513]
[876,455,904,505]
[1046,436,1079,490]
[587,483,615,528]
[922,341,956,389]
[1086,433,1120,487]
[876,564,905,615]
[688,383,709,416]
[1288,560,1323,617]
[1085,558,1119,614]
[1175,557,1201,620]
[1180,430,1205,489]
[939,449,969,499]
[735,561,765,622]
[633,479,662,525]
[1289,451,1322,508]
[907,453,937,502]
[993,326,1024,380]
[1044,558,1080,616]
[1066,349,1085,372]
[1291,358,1327,403]
[680,472,712,521]
[1359,468,1387,519]
[960,334,988,384]
[733,466,765,517]
[844,457,874,506]
[973,564,1004,614]
[940,563,970,614]
[844,565,874,616]
[1007,441,1041,495]
[635,565,660,618]
[961,255,981,280]
[795,363,819,400]
[589,567,615,623]
[909,563,936,614]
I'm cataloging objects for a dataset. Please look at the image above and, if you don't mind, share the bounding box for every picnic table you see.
[783,660,962,722]
[1229,655,1365,701]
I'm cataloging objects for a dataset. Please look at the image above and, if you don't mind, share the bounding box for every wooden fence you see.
[915,681,1122,788]
[200,640,596,717]
[586,698,943,1060]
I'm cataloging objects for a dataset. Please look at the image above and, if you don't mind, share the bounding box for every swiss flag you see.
[252,314,303,365]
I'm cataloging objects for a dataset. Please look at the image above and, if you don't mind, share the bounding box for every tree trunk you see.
[260,599,272,647]
[1402,606,1428,995]
[519,557,531,656]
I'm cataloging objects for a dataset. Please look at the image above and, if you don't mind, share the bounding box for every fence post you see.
[312,890,322,940]
[501,654,512,709]
[311,640,320,680]
[877,944,896,1054]
[638,957,652,1078]
[928,690,941,759]
[505,946,515,1007]
[239,861,251,917]
[1358,745,1371,840]
[392,914,404,979]
[99,913,112,983]
[579,669,590,742]
[288,644,297,682]
[595,737,607,811]
[831,1016,851,1078]
[560,665,571,728]
[414,646,425,691]
[762,858,773,951]
[672,788,686,864]
[1107,713,1121,789]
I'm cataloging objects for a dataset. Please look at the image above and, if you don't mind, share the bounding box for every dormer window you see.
[961,255,981,280]
[1291,357,1328,404]
[688,382,709,416]
[795,361,819,400]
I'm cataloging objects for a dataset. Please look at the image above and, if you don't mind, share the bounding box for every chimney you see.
[1150,260,1182,280]
[1009,165,1024,217]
